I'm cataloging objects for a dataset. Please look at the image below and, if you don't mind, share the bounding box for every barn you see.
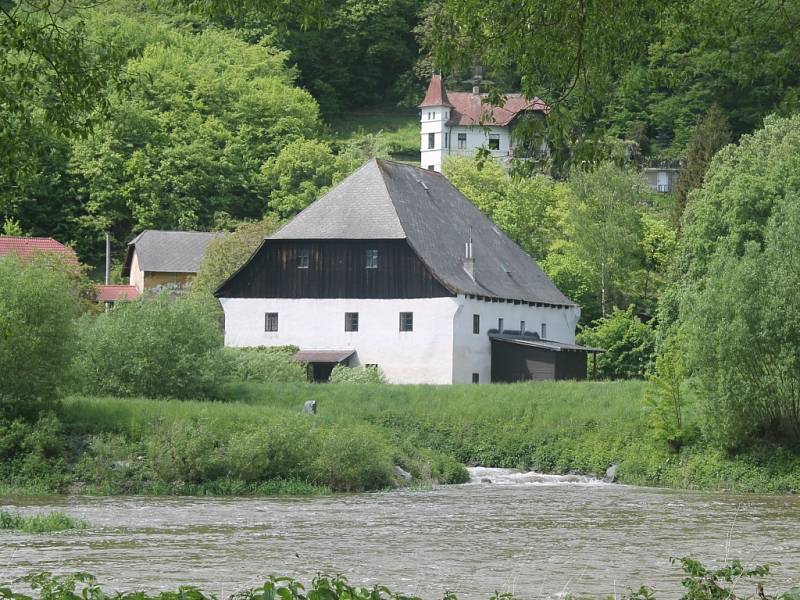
[215,159,600,383]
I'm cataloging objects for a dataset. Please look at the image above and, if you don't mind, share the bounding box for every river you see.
[1,469,798,599]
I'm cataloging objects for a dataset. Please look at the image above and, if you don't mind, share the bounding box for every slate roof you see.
[294,350,355,363]
[0,236,79,264]
[122,230,226,275]
[446,92,548,127]
[96,284,140,302]
[269,159,574,306]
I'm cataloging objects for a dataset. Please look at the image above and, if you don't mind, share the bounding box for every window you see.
[265,312,278,332]
[457,133,467,149]
[472,314,480,334]
[428,132,435,149]
[520,320,526,334]
[399,312,413,332]
[427,165,435,170]
[444,132,449,149]
[488,134,500,150]
[365,248,379,269]
[472,373,480,384]
[297,248,309,269]
[498,318,504,332]
[345,312,359,332]
[541,323,547,338]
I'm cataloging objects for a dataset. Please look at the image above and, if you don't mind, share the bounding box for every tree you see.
[672,105,732,227]
[645,331,688,451]
[674,114,800,445]
[0,254,82,420]
[73,293,224,399]
[577,306,655,379]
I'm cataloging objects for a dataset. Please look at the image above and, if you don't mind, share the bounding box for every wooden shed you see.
[489,332,602,382]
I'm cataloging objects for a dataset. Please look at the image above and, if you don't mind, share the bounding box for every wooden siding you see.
[490,340,588,382]
[217,239,453,299]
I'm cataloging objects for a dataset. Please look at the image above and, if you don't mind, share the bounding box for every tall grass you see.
[0,510,88,533]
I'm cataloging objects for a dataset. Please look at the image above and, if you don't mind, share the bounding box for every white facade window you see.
[427,165,435,170]
[457,133,467,149]
[541,323,547,338]
[488,134,500,150]
[365,248,379,269]
[297,248,310,269]
[345,312,359,332]
[428,132,435,149]
[399,312,414,332]
[472,373,479,384]
[473,313,480,334]
[444,132,449,149]
[265,312,278,332]
[520,320,526,334]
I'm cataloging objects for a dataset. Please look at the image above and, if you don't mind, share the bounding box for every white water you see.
[467,467,607,486]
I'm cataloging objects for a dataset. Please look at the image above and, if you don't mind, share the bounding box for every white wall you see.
[420,107,450,172]
[220,297,459,384]
[450,295,581,384]
[447,125,513,161]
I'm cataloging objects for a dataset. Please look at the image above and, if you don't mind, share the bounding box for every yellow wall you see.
[143,271,193,289]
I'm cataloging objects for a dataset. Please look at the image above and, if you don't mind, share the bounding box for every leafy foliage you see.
[220,346,308,384]
[578,306,655,380]
[644,332,688,449]
[0,510,87,533]
[329,364,387,384]
[72,293,224,399]
[0,254,83,420]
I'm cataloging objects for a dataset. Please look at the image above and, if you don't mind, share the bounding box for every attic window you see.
[297,248,310,269]
[488,134,500,150]
[365,249,379,269]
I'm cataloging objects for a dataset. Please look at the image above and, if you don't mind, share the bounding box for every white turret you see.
[419,74,452,173]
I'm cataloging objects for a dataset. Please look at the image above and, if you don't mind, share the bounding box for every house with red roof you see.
[0,236,79,264]
[419,74,548,172]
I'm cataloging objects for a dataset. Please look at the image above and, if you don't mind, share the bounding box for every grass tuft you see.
[0,510,88,533]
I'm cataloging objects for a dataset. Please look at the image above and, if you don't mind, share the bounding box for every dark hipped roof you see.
[269,159,574,306]
[122,230,226,275]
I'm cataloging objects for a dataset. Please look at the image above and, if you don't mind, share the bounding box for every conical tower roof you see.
[419,74,453,108]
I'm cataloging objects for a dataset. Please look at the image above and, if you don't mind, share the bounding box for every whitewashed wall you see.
[220,297,459,384]
[450,295,581,384]
[420,107,451,172]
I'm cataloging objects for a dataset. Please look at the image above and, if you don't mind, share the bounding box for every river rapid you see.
[1,468,799,599]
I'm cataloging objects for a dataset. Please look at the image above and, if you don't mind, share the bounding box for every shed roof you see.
[294,349,354,363]
[122,230,225,275]
[264,159,574,306]
[0,236,78,264]
[489,333,603,353]
[96,284,140,302]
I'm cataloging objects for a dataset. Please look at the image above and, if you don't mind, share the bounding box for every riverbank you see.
[2,381,800,495]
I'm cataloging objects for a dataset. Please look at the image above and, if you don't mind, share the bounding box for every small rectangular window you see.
[265,312,278,332]
[297,248,309,269]
[498,318,504,332]
[488,134,500,150]
[345,312,359,332]
[520,320,526,334]
[472,373,480,384]
[365,248,379,269]
[399,312,413,332]
[473,314,480,334]
[444,132,449,149]
[541,323,547,338]
[428,132,435,149]
[458,132,467,149]
[427,165,435,170]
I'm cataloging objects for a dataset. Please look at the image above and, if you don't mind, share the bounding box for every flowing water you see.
[1,469,799,599]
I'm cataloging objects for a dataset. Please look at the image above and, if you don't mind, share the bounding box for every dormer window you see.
[297,248,310,269]
[366,248,379,269]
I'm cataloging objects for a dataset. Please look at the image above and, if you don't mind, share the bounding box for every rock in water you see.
[604,463,619,483]
[395,465,412,483]
[303,400,317,414]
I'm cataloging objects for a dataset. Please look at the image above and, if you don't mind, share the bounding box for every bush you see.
[329,364,386,384]
[220,346,308,384]
[312,424,396,492]
[0,254,82,420]
[73,293,223,399]
[578,306,655,379]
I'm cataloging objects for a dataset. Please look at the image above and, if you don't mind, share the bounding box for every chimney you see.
[463,228,475,281]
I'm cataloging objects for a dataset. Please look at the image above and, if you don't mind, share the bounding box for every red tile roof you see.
[419,74,453,108]
[0,236,79,264]
[96,284,140,302]
[446,91,548,127]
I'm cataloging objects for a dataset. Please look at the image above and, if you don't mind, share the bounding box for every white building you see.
[419,74,548,172]
[216,159,598,384]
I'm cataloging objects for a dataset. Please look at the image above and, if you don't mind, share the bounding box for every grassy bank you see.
[3,381,800,496]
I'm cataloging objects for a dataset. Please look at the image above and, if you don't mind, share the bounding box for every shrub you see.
[329,364,386,384]
[312,424,395,491]
[0,510,88,533]
[73,293,223,399]
[578,305,655,379]
[220,346,307,384]
[0,254,82,420]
